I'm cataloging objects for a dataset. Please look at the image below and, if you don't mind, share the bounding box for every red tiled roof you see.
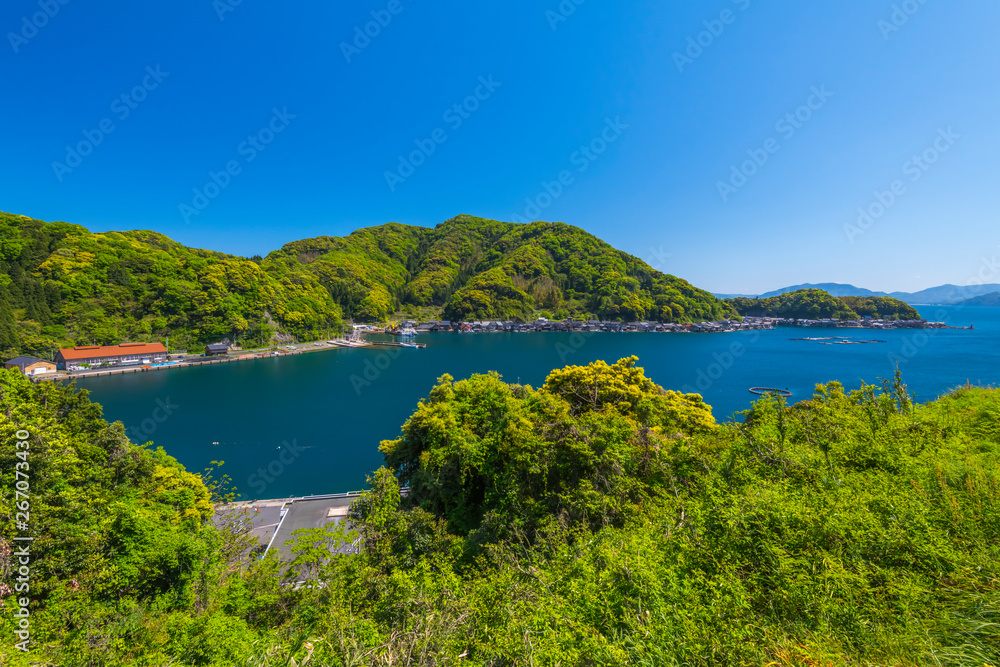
[57,343,167,361]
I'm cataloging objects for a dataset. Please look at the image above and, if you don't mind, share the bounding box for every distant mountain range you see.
[714,282,1000,306]
[952,292,1000,307]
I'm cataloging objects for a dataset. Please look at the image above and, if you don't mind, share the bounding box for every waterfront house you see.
[56,343,167,371]
[205,343,229,356]
[4,356,57,376]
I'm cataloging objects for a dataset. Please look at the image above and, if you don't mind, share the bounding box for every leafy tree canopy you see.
[727,288,920,320]
[265,215,736,324]
[1,363,999,664]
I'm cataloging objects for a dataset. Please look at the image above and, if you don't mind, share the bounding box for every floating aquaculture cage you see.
[749,387,792,397]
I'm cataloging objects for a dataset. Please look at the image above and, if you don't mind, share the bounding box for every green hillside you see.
[727,288,920,320]
[263,214,735,323]
[1,362,997,665]
[0,212,341,357]
[0,212,735,357]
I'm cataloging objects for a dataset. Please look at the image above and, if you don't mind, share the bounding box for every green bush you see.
[2,363,998,665]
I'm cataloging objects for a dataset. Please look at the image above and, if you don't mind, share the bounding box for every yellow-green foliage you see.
[543,356,718,434]
[3,362,999,666]
[0,211,736,357]
[262,223,421,322]
[377,357,715,540]
[0,212,342,355]
[265,214,735,324]
[0,370,230,665]
[728,288,920,320]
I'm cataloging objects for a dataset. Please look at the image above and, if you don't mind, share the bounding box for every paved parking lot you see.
[214,495,363,563]
[267,496,361,562]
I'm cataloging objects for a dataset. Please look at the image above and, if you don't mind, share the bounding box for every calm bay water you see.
[81,305,997,499]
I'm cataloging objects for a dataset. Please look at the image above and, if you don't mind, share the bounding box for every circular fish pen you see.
[749,387,792,397]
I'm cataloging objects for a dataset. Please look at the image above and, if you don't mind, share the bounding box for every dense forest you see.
[726,288,921,320]
[263,214,734,324]
[0,212,734,358]
[1,360,997,665]
[0,212,341,358]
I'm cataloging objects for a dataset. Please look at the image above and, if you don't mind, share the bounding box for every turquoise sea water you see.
[81,306,997,499]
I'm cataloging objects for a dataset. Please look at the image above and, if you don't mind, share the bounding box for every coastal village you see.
[411,315,957,334]
[1,314,961,381]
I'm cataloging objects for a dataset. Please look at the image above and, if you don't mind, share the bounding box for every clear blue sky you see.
[1,0,997,294]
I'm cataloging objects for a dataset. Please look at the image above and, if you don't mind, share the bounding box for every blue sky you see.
[1,0,997,294]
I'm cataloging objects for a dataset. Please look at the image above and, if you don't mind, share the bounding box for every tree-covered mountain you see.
[263,214,735,324]
[2,362,998,664]
[0,212,735,357]
[0,212,341,357]
[726,288,920,320]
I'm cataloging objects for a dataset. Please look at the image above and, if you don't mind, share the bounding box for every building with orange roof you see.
[56,343,167,371]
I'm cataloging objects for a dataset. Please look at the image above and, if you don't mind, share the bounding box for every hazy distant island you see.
[724,289,920,321]
[716,281,1000,305]
[952,292,1000,307]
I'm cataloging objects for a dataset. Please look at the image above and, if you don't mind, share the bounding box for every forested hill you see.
[2,361,998,663]
[261,214,734,323]
[726,288,921,320]
[0,212,734,357]
[0,212,341,357]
